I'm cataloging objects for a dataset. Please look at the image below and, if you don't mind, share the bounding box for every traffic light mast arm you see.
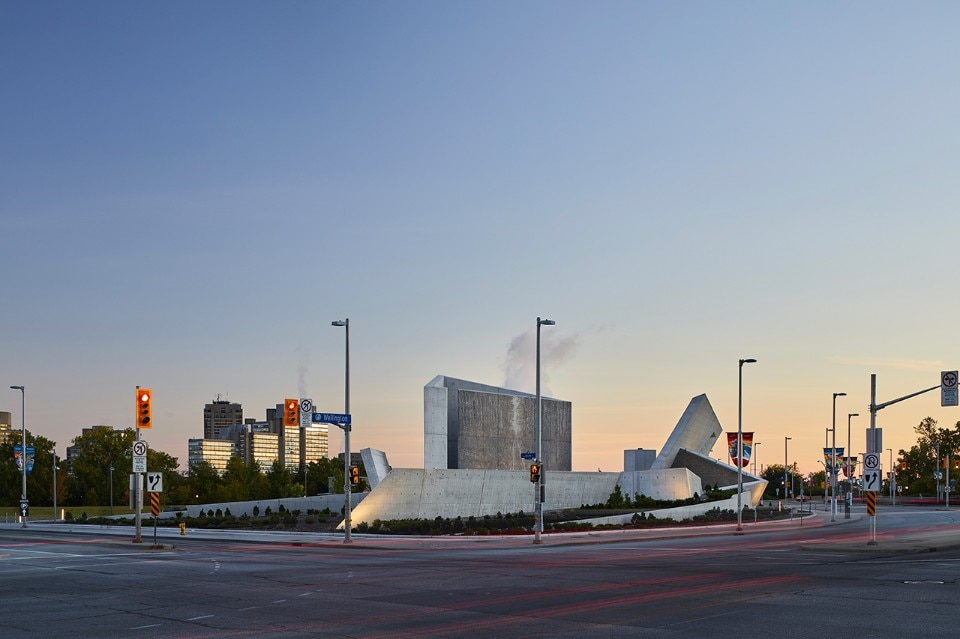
[872,384,941,413]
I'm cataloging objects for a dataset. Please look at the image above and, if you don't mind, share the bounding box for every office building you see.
[203,398,243,440]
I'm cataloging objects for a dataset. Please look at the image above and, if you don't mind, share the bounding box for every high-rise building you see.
[0,411,14,444]
[302,425,329,464]
[188,438,236,473]
[203,398,243,440]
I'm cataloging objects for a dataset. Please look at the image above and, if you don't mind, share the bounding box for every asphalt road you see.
[1,505,958,638]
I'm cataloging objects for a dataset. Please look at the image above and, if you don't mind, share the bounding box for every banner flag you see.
[727,432,753,468]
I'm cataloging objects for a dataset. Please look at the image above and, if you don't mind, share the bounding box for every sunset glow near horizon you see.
[4,2,960,479]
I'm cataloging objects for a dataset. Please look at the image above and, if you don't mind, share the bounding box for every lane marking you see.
[186,615,214,621]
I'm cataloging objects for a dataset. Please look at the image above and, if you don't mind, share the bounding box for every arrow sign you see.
[863,469,882,492]
[312,412,351,426]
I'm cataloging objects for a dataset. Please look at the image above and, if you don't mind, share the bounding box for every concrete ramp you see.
[651,395,722,470]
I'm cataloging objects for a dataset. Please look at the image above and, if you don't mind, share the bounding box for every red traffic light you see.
[136,388,152,429]
[283,398,299,427]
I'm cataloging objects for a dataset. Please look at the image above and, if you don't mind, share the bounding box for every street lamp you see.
[784,437,791,500]
[831,392,846,521]
[737,358,757,533]
[846,412,859,517]
[109,464,115,515]
[332,318,352,544]
[10,385,26,528]
[534,317,555,545]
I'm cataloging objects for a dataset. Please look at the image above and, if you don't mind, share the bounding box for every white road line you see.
[272,599,287,604]
[130,624,161,630]
[186,615,214,621]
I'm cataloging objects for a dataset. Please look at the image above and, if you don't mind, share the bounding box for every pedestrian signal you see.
[349,465,360,485]
[530,463,541,483]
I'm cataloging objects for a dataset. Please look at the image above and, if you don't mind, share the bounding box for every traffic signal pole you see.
[134,386,142,543]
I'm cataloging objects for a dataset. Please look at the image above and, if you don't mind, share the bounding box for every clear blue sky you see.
[3,1,960,474]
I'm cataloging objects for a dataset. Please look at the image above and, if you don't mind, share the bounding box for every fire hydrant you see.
[179,522,187,536]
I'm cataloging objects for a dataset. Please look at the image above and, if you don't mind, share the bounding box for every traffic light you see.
[283,398,298,427]
[349,465,360,485]
[136,388,152,429]
[530,463,541,483]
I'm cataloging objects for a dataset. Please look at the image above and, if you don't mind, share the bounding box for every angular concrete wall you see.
[617,468,702,501]
[361,447,391,489]
[423,375,572,471]
[651,394,723,469]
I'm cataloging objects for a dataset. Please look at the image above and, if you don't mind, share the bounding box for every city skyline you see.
[4,2,960,476]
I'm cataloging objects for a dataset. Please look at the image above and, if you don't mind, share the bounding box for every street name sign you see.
[312,412,351,426]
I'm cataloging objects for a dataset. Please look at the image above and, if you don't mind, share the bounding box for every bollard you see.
[179,522,186,536]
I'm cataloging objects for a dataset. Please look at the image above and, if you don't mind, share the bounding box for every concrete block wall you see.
[348,468,621,525]
[423,375,572,471]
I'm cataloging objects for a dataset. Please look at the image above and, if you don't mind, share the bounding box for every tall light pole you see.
[737,358,757,533]
[109,464,115,515]
[10,385,26,528]
[831,392,846,521]
[753,442,761,477]
[784,436,791,500]
[52,454,57,521]
[534,317,555,544]
[332,318,352,543]
[846,412,858,517]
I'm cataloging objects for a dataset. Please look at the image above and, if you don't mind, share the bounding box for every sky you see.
[3,1,960,477]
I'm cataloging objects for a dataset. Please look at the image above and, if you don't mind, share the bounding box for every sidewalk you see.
[6,507,960,554]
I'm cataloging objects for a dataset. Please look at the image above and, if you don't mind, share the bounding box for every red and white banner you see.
[727,432,753,468]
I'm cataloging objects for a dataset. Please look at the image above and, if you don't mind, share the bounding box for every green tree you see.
[65,426,135,507]
[895,417,960,495]
[187,461,221,503]
[0,431,58,505]
[305,458,345,494]
[266,460,294,498]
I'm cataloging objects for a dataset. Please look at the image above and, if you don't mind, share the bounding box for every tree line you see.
[1,425,363,507]
[759,417,960,498]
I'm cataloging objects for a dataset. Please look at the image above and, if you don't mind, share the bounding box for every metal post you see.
[10,386,26,528]
[935,443,940,505]
[753,442,761,477]
[831,392,845,521]
[888,448,894,505]
[946,452,951,509]
[52,454,57,521]
[109,464,114,515]
[134,386,143,543]
[736,358,757,533]
[846,413,857,519]
[784,437,791,500]
[534,317,555,544]
[332,318,351,543]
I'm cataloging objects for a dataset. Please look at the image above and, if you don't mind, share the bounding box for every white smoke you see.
[298,350,310,399]
[502,324,579,395]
